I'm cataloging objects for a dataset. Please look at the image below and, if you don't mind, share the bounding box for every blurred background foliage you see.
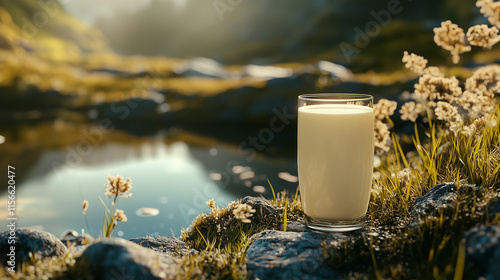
[0,0,494,68]
[93,0,484,70]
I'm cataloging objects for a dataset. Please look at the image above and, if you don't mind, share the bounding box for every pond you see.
[0,120,298,239]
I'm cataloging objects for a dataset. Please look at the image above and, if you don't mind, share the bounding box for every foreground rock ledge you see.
[0,181,498,279]
[246,230,347,280]
[129,235,195,257]
[0,228,68,268]
[464,225,500,280]
[77,238,178,280]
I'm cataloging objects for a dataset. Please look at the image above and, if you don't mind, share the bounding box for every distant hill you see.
[0,0,109,61]
[93,0,484,72]
[1,0,492,72]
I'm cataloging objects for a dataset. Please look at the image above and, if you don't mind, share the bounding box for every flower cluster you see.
[414,75,462,105]
[372,2,500,155]
[114,209,128,222]
[233,203,256,223]
[374,99,397,121]
[433,20,471,64]
[466,24,500,48]
[206,198,216,210]
[82,200,89,214]
[373,99,398,155]
[433,10,500,64]
[434,101,463,131]
[401,62,499,134]
[374,120,391,155]
[398,31,499,136]
[402,52,443,77]
[402,51,427,75]
[457,64,500,118]
[465,64,500,98]
[396,168,411,191]
[105,174,133,205]
[388,2,500,148]
[81,174,134,237]
[424,66,444,77]
[461,115,498,137]
[477,0,500,27]
[399,101,424,122]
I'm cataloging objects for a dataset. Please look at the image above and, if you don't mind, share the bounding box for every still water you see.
[0,121,298,239]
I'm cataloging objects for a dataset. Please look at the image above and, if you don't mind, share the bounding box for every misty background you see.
[63,0,482,71]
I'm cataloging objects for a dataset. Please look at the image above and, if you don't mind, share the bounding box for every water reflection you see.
[0,121,298,238]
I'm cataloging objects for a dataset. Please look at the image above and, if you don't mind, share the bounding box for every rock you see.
[60,230,94,246]
[286,218,314,233]
[487,197,500,221]
[464,225,500,279]
[286,221,309,232]
[246,230,345,280]
[174,57,231,79]
[409,182,480,227]
[247,94,296,119]
[60,230,94,255]
[241,196,279,217]
[129,236,193,257]
[265,74,312,90]
[77,238,178,280]
[60,230,79,239]
[411,183,459,216]
[314,60,353,81]
[98,98,159,120]
[0,228,68,268]
[91,68,129,76]
[242,64,294,79]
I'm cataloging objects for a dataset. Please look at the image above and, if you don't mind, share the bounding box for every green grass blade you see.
[453,242,466,280]
[267,179,276,202]
[195,226,209,250]
[283,199,288,232]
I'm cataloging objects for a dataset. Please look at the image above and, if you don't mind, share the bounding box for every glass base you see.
[305,215,365,233]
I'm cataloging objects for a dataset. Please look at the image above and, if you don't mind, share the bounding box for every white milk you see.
[298,104,374,221]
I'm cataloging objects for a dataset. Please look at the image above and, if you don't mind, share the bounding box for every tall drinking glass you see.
[298,93,374,232]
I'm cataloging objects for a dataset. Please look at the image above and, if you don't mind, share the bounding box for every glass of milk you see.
[298,93,374,232]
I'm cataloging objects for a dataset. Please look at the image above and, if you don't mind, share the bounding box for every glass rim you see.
[298,93,373,102]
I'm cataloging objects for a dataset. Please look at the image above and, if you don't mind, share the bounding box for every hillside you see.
[0,0,109,61]
[93,0,491,72]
